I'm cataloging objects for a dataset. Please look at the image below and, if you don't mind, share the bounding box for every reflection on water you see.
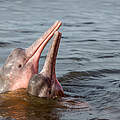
[0,89,89,120]
[0,0,120,120]
[0,89,59,120]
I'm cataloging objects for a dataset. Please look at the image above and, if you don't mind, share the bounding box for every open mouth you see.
[25,21,62,73]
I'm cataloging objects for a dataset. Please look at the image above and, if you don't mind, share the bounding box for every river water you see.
[0,0,120,120]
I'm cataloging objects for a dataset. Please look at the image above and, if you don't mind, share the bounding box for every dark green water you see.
[0,0,120,119]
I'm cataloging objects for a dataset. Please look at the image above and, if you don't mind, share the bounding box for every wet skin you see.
[0,21,62,93]
[28,31,64,98]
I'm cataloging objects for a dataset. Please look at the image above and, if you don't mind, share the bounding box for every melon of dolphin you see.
[28,31,64,98]
[0,21,62,93]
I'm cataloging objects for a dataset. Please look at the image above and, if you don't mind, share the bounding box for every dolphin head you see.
[0,21,62,93]
[28,31,64,98]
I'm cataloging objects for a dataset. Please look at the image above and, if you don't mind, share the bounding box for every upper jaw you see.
[40,31,62,81]
[24,21,62,73]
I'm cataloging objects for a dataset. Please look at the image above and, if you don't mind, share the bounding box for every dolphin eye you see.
[18,64,22,68]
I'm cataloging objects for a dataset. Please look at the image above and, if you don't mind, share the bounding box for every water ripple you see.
[63,23,81,27]
[82,22,95,25]
[97,53,120,59]
[0,42,11,47]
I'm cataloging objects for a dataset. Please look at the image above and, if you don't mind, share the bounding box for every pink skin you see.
[0,21,62,93]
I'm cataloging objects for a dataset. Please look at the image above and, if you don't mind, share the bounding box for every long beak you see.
[25,21,62,73]
[41,31,61,81]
